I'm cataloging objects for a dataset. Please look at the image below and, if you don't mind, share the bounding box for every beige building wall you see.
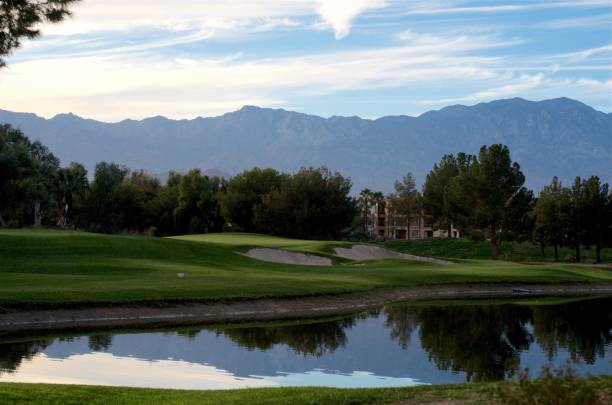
[371,200,460,240]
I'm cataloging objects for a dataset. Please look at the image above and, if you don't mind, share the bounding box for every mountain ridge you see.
[1,97,610,193]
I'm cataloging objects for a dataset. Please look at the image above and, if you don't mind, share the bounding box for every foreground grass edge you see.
[1,377,611,405]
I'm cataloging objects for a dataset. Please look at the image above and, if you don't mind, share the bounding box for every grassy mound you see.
[0,229,611,306]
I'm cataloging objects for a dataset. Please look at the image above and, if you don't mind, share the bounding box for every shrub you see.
[496,364,600,405]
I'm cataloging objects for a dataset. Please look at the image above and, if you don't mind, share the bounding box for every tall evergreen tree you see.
[581,176,610,263]
[423,154,459,237]
[534,177,565,261]
[564,177,586,263]
[447,145,526,260]
[387,172,420,233]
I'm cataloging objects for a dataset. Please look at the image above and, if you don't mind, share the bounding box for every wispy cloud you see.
[541,14,612,29]
[0,32,531,119]
[1,0,610,119]
[400,0,612,16]
[41,0,384,39]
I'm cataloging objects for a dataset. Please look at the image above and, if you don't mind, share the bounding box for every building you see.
[371,200,460,240]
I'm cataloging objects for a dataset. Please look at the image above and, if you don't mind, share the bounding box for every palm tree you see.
[359,188,373,235]
[56,162,88,227]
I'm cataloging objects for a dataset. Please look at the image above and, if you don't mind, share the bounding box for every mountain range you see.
[1,97,610,193]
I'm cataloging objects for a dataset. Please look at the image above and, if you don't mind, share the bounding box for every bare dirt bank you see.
[1,283,610,333]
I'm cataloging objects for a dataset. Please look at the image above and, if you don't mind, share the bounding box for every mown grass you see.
[0,376,610,405]
[0,229,611,306]
[384,237,612,262]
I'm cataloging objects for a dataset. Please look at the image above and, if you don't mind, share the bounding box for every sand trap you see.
[244,248,332,266]
[334,245,451,265]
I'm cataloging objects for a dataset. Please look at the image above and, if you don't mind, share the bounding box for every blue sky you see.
[1,0,611,121]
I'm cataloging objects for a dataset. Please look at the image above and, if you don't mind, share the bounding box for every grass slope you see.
[0,229,611,306]
[384,238,612,262]
[1,377,611,405]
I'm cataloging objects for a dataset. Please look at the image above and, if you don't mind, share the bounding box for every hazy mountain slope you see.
[1,97,610,192]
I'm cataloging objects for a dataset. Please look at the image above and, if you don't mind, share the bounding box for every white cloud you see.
[38,0,384,39]
[400,0,612,16]
[541,14,612,29]
[419,74,612,106]
[0,32,523,120]
[315,0,387,38]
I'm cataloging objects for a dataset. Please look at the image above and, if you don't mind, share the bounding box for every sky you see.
[0,0,611,121]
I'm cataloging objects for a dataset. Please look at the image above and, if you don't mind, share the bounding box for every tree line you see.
[0,124,357,239]
[2,124,610,261]
[359,144,610,262]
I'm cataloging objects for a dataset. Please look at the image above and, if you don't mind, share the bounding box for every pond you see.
[1,296,610,389]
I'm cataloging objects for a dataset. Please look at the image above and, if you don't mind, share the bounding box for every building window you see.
[378,218,385,227]
[411,229,420,238]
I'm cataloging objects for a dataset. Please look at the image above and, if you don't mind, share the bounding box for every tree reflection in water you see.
[0,340,52,376]
[383,297,611,381]
[532,299,612,364]
[0,297,609,380]
[218,316,360,357]
[384,304,532,381]
[88,334,113,352]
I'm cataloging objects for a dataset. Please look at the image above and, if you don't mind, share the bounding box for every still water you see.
[1,297,610,389]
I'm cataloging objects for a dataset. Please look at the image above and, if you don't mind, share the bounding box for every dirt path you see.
[334,245,452,264]
[0,284,610,334]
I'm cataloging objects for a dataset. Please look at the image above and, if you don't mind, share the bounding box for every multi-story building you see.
[371,200,460,240]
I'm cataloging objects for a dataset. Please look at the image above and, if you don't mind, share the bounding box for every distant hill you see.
[1,97,610,192]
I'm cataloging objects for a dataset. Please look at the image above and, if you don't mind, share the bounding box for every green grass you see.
[170,233,349,255]
[0,377,610,405]
[384,237,612,262]
[0,229,611,306]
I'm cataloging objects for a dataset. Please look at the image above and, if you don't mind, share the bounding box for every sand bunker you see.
[244,248,332,266]
[334,244,451,265]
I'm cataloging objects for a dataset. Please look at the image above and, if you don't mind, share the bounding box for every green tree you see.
[501,186,535,243]
[423,154,460,236]
[56,162,88,227]
[173,169,224,234]
[116,170,161,233]
[563,177,586,263]
[82,162,129,233]
[447,145,526,259]
[254,167,357,239]
[150,171,182,236]
[218,168,286,232]
[387,172,420,233]
[581,176,610,263]
[25,140,60,226]
[0,124,32,226]
[359,188,373,235]
[534,177,565,261]
[1,0,80,67]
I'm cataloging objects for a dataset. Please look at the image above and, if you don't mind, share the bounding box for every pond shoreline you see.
[1,283,611,333]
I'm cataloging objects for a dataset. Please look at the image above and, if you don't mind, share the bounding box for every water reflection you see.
[219,317,358,357]
[532,300,611,363]
[384,304,533,381]
[0,297,610,388]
